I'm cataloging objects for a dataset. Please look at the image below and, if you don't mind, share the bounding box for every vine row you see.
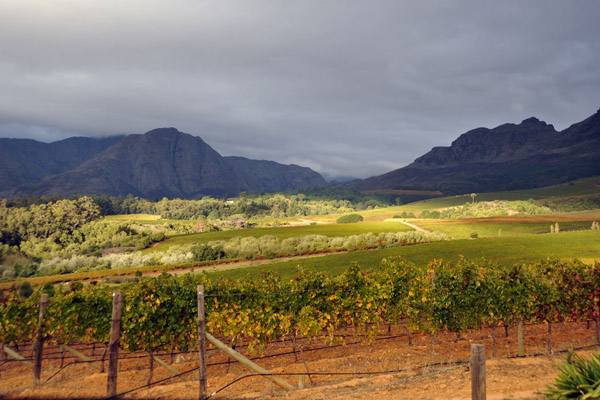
[1,257,599,355]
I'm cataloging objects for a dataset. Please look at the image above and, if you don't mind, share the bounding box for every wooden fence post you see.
[198,285,207,400]
[471,344,486,400]
[33,293,49,387]
[107,291,122,398]
[517,321,524,357]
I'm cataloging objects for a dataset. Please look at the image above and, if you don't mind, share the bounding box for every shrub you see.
[336,214,364,224]
[19,281,33,299]
[543,351,600,399]
[191,245,225,261]
[2,267,15,279]
[42,282,55,297]
[470,232,478,239]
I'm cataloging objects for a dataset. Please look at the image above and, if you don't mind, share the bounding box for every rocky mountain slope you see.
[0,136,123,192]
[0,128,326,199]
[349,109,600,194]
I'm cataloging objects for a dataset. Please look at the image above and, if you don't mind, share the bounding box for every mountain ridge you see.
[348,108,600,194]
[0,128,326,199]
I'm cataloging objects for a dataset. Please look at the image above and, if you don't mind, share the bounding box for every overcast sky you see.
[1,1,599,180]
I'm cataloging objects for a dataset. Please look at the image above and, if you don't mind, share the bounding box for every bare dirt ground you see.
[1,321,598,399]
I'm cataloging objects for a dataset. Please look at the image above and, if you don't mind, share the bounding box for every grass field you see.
[412,219,595,239]
[205,230,600,281]
[104,214,194,226]
[145,220,415,253]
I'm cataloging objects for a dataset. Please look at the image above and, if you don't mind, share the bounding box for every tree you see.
[336,214,364,224]
[470,193,477,204]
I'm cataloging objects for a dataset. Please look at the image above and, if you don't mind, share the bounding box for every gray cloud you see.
[1,0,599,180]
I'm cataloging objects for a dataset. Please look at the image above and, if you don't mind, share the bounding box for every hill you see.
[349,109,600,194]
[0,128,326,199]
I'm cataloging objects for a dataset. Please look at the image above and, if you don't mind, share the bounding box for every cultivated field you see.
[1,178,600,399]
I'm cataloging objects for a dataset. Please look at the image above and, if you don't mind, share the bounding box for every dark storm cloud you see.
[1,1,599,179]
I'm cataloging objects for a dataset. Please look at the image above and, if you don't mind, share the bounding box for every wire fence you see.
[1,319,598,399]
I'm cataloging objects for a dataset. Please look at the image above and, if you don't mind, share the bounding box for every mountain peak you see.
[519,116,553,129]
[145,127,182,135]
[521,116,540,124]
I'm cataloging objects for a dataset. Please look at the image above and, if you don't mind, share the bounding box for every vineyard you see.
[2,257,600,398]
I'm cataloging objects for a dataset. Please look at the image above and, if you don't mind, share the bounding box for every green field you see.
[205,230,600,281]
[412,219,594,239]
[104,214,194,226]
[146,220,415,253]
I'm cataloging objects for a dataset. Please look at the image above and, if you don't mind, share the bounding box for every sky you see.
[1,1,599,181]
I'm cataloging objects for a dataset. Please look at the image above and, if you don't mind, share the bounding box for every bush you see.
[19,281,33,299]
[42,282,55,297]
[543,351,600,399]
[336,214,364,224]
[191,245,225,261]
[395,212,416,219]
[2,267,15,279]
[470,232,479,239]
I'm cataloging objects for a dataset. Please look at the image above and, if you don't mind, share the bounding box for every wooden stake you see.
[198,285,207,400]
[153,354,189,382]
[205,332,295,391]
[3,345,33,367]
[491,326,496,358]
[59,344,65,368]
[100,343,108,373]
[299,345,313,386]
[148,351,154,386]
[298,374,305,389]
[430,333,436,363]
[517,321,524,357]
[33,293,49,387]
[292,333,298,362]
[107,291,122,398]
[61,344,92,362]
[471,344,486,400]
[547,322,552,354]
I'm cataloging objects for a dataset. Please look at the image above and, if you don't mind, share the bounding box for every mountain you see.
[349,109,600,194]
[0,128,326,199]
[0,136,124,192]
[224,156,326,193]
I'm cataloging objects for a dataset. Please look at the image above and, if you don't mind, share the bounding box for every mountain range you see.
[348,108,600,194]
[0,128,326,199]
[1,109,599,199]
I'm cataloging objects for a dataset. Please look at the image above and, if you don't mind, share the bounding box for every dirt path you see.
[399,220,430,233]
